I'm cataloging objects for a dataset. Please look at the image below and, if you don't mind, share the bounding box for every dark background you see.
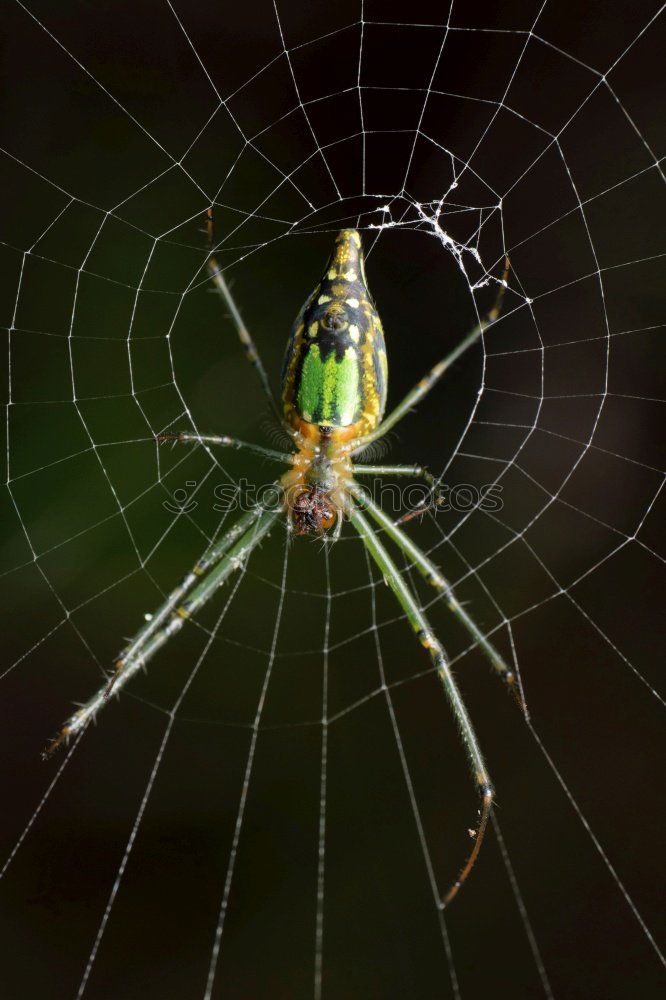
[0,2,664,998]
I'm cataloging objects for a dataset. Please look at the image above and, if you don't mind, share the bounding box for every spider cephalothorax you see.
[290,486,337,535]
[280,229,388,534]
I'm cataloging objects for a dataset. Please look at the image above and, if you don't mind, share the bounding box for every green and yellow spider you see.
[47,228,516,906]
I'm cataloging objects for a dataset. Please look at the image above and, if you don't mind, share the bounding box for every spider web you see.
[1,1,664,997]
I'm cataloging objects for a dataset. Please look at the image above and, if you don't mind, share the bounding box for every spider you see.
[46,227,517,907]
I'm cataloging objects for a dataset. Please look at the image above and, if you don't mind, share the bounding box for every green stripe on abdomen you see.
[297,344,361,425]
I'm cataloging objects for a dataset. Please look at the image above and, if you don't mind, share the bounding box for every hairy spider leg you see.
[353,463,440,492]
[350,485,525,709]
[354,257,510,450]
[349,506,494,908]
[108,505,269,682]
[353,463,445,523]
[158,432,291,465]
[44,506,279,757]
[207,259,279,417]
[206,210,280,420]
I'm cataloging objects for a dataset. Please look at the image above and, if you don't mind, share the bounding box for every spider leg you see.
[158,432,291,464]
[43,505,280,758]
[356,257,510,450]
[353,463,444,524]
[349,503,493,907]
[351,485,525,710]
[353,463,438,491]
[207,254,281,421]
[111,506,270,678]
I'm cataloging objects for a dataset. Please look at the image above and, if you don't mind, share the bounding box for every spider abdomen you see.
[281,229,388,438]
